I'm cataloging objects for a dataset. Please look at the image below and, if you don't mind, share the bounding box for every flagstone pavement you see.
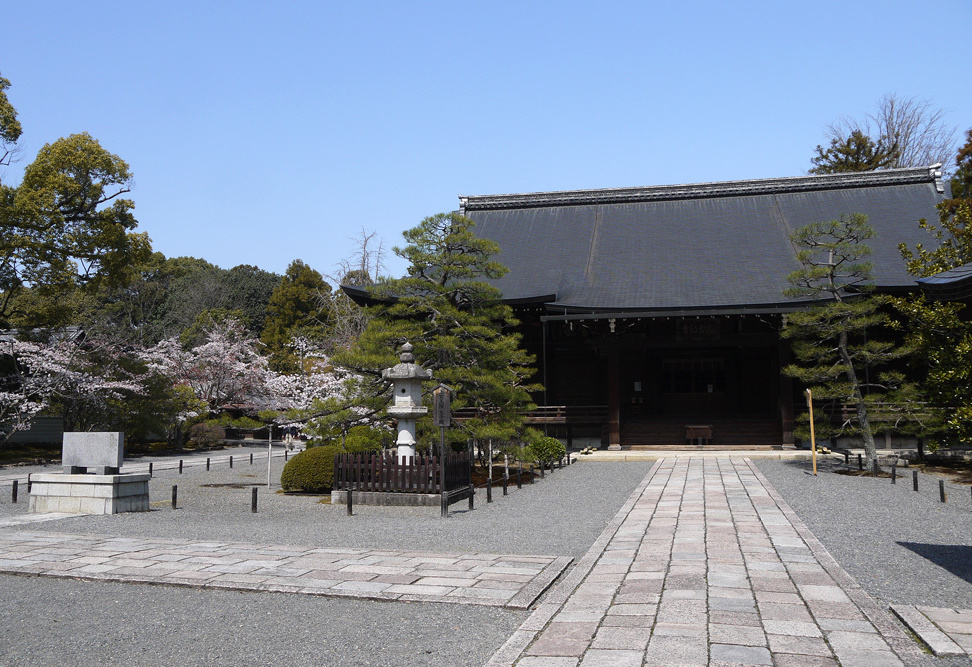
[487,457,927,666]
[4,456,972,665]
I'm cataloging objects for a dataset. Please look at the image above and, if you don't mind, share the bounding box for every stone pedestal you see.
[28,473,151,514]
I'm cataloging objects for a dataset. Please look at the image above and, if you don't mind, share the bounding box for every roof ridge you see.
[459,165,944,211]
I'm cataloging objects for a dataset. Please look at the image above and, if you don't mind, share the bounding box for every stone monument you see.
[28,432,150,514]
[381,342,432,460]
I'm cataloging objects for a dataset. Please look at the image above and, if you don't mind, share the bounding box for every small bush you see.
[280,444,341,493]
[344,425,391,454]
[188,423,225,447]
[529,436,566,465]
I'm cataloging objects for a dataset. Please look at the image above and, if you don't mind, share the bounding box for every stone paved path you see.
[0,531,569,609]
[487,457,924,666]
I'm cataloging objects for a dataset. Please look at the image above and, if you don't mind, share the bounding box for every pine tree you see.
[782,214,911,474]
[327,212,539,447]
[809,130,899,174]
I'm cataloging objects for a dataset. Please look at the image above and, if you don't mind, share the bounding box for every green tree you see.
[895,170,972,446]
[946,128,972,205]
[782,214,911,474]
[810,130,899,174]
[0,72,22,171]
[329,212,539,447]
[1,132,151,328]
[261,259,331,372]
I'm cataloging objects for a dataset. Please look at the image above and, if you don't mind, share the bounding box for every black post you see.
[206,457,210,471]
[440,492,449,518]
[346,490,353,516]
[857,454,862,471]
[891,464,896,484]
[540,462,545,479]
[251,487,257,513]
[844,452,849,465]
[468,484,474,511]
[27,473,31,494]
[11,480,17,504]
[285,450,289,461]
[940,480,947,503]
[250,453,254,465]
[171,485,178,509]
[149,462,153,477]
[517,463,522,489]
[486,479,493,503]
[502,474,508,496]
[530,465,535,483]
[229,456,233,469]
[913,470,919,492]
[179,459,183,474]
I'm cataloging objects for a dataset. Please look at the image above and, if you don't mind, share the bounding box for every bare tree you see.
[318,229,387,353]
[824,94,957,170]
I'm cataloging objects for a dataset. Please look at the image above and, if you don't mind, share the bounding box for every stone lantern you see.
[382,342,432,460]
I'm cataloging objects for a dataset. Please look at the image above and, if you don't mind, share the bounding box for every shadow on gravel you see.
[898,542,972,583]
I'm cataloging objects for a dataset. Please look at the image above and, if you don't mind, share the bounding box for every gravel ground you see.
[0,456,653,666]
[755,457,972,611]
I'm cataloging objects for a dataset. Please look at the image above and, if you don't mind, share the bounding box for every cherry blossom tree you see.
[141,317,267,414]
[1,334,142,445]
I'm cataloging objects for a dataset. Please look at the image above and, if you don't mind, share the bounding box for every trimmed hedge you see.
[530,436,566,465]
[280,444,341,493]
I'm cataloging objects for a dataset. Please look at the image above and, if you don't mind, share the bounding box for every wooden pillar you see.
[607,339,621,450]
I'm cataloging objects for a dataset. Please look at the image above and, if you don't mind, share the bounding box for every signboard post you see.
[806,388,817,476]
[433,384,453,458]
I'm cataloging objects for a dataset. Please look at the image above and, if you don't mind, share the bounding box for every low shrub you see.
[344,425,391,454]
[529,436,566,465]
[280,444,341,493]
[188,423,226,447]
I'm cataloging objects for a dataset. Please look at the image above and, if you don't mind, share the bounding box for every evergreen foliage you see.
[782,214,912,473]
[330,212,539,445]
[895,151,972,447]
[809,130,899,174]
[261,259,331,372]
[280,444,340,493]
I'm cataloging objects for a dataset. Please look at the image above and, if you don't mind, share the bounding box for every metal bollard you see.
[487,479,493,503]
[440,492,449,518]
[251,487,257,513]
[891,464,896,484]
[913,470,918,492]
[172,485,178,509]
[250,453,254,465]
[27,473,32,494]
[540,462,545,479]
[179,459,183,474]
[517,463,522,489]
[857,454,862,471]
[149,462,153,477]
[502,475,508,496]
[844,452,849,465]
[206,457,210,471]
[346,489,353,516]
[940,480,947,503]
[285,450,289,461]
[11,480,18,504]
[468,484,474,511]
[229,456,233,469]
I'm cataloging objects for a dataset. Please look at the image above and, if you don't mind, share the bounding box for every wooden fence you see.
[333,452,471,494]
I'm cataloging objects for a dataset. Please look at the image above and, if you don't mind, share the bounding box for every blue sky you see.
[3,1,970,281]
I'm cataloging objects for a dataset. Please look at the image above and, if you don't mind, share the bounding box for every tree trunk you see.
[838,330,879,474]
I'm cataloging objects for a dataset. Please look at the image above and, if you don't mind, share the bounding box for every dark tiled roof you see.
[460,167,947,313]
[917,262,972,301]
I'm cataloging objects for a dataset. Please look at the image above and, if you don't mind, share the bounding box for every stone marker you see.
[62,431,124,475]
